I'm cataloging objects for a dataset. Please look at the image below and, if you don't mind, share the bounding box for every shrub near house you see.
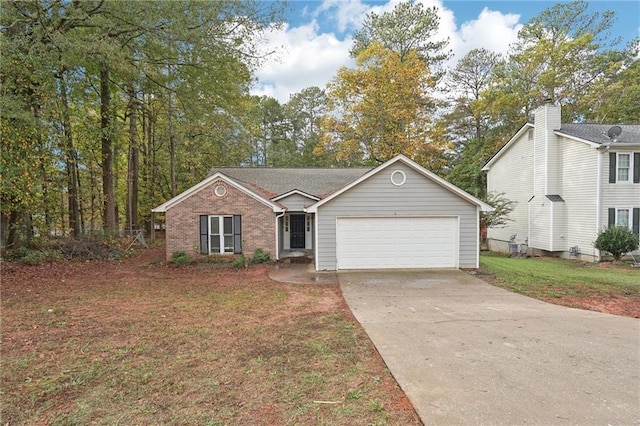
[594,226,640,261]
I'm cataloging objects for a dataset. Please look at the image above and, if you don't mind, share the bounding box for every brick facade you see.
[164,179,276,260]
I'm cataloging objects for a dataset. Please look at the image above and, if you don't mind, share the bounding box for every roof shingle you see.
[556,124,640,145]
[208,167,371,199]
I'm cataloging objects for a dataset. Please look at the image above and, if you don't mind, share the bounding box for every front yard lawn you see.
[1,247,420,425]
[479,252,640,318]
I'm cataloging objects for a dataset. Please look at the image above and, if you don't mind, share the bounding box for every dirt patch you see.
[2,244,421,425]
[543,294,640,318]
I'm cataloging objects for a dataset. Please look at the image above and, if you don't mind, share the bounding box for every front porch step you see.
[279,256,313,264]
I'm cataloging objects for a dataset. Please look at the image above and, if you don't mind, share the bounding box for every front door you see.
[290,215,306,249]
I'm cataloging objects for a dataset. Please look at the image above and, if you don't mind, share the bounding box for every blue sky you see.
[254,0,639,102]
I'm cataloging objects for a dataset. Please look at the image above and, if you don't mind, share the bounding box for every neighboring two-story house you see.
[482,103,640,261]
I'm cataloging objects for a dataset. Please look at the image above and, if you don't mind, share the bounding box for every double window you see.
[210,216,234,253]
[609,152,640,184]
[200,215,241,254]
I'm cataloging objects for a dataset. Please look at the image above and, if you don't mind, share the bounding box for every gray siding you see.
[278,193,315,211]
[316,163,479,270]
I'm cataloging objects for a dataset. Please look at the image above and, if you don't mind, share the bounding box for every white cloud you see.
[313,0,372,33]
[451,7,522,60]
[251,1,524,103]
[252,21,354,103]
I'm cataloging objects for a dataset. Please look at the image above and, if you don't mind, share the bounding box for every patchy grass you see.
[479,252,640,317]
[1,248,420,425]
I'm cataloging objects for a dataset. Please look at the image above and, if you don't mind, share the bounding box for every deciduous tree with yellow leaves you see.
[317,1,451,170]
[317,42,450,170]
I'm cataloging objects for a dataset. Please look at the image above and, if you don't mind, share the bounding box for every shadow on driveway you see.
[339,269,640,425]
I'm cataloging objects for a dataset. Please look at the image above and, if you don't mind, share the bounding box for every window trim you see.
[609,152,640,184]
[205,215,243,254]
[608,207,640,242]
[616,153,632,183]
[615,208,631,229]
[209,215,234,254]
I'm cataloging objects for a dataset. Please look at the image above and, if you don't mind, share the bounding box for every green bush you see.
[594,226,639,261]
[170,250,192,266]
[252,248,271,264]
[232,254,248,269]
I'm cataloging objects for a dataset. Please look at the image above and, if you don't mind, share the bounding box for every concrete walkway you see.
[339,269,640,425]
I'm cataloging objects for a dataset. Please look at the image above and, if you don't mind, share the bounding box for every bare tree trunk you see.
[168,89,177,197]
[100,63,117,235]
[89,163,97,233]
[58,71,81,237]
[126,88,139,232]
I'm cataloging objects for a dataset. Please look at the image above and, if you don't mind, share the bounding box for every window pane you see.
[618,154,630,167]
[211,236,221,253]
[616,209,630,227]
[618,154,630,181]
[618,169,629,181]
[224,236,234,252]
[223,216,233,235]
[210,216,220,235]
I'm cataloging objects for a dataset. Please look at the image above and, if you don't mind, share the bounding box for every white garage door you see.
[336,217,458,269]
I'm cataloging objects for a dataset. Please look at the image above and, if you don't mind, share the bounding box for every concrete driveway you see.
[339,269,640,425]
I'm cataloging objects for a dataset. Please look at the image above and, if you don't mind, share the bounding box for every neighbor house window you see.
[617,153,631,182]
[608,208,640,240]
[608,152,639,184]
[616,208,630,228]
[199,215,241,254]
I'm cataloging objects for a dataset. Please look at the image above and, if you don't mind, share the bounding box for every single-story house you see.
[152,155,493,270]
[482,103,640,261]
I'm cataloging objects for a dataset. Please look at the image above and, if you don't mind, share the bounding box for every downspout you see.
[528,200,532,253]
[595,146,608,261]
[313,210,320,271]
[476,207,480,268]
[549,200,554,252]
[275,211,285,261]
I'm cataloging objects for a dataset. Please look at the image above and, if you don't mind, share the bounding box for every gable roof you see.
[483,122,640,172]
[555,124,640,146]
[151,172,284,213]
[482,123,534,171]
[307,155,494,213]
[207,167,370,199]
[272,189,320,202]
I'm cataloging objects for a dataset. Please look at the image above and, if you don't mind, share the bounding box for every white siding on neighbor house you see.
[551,200,566,251]
[533,124,546,197]
[316,162,479,270]
[527,105,563,252]
[528,197,551,250]
[486,131,533,246]
[277,193,315,211]
[561,138,599,258]
[601,148,640,255]
[540,106,562,194]
[601,148,640,215]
